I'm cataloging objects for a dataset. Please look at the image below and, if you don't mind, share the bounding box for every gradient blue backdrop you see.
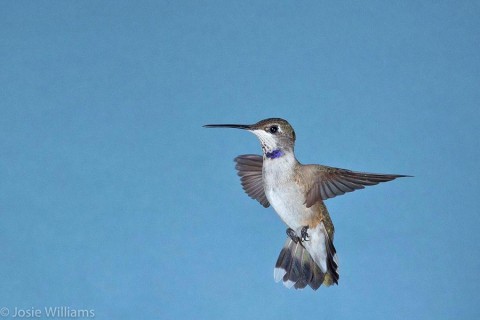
[1,1,479,319]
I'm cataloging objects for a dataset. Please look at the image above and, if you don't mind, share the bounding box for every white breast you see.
[263,153,310,230]
[263,153,332,274]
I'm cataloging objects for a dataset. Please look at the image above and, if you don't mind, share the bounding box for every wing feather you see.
[234,154,270,208]
[299,164,410,207]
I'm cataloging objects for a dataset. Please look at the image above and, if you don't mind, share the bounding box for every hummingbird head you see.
[204,118,296,158]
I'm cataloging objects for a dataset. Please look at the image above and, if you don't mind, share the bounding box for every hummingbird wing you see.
[300,165,409,208]
[234,154,270,208]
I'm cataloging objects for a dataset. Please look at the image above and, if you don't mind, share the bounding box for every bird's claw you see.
[301,226,310,242]
[286,226,310,244]
[286,228,299,243]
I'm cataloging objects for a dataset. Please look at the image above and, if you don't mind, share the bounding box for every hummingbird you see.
[204,118,408,290]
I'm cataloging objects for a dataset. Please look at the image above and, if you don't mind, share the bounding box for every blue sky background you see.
[1,1,479,319]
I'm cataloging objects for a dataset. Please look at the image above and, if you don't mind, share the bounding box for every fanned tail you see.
[274,223,339,290]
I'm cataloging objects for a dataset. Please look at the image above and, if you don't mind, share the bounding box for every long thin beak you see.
[203,124,251,130]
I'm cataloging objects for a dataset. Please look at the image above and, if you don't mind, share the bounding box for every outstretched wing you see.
[234,154,270,208]
[299,164,410,208]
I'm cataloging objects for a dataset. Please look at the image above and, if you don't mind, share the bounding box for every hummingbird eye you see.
[269,125,278,134]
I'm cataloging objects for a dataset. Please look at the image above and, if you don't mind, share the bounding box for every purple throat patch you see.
[266,149,284,159]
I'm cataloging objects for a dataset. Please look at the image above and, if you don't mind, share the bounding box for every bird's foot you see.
[286,228,300,243]
[286,226,310,244]
[301,226,310,242]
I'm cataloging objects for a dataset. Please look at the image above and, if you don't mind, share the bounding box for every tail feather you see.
[274,223,338,290]
[325,231,339,285]
[274,242,292,282]
[294,248,312,289]
[309,263,325,290]
[288,242,303,284]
